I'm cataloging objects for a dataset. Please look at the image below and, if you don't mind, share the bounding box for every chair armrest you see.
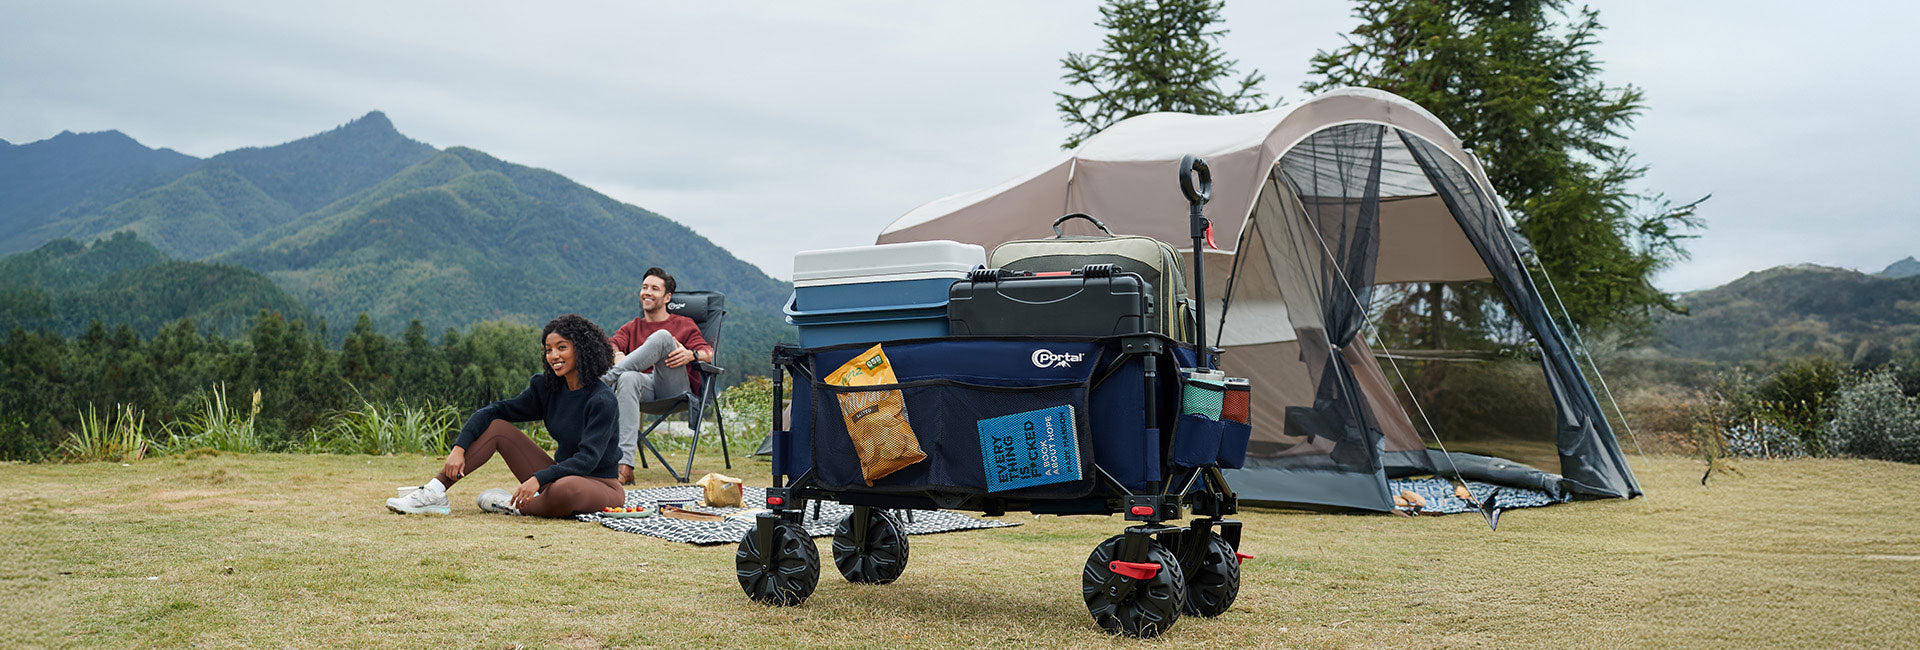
[694,360,725,376]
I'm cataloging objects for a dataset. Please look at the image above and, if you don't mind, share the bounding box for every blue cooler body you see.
[786,241,985,348]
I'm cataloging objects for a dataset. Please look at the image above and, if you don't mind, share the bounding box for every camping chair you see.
[633,290,731,483]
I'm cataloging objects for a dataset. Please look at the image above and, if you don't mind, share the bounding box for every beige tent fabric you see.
[880,87,1492,263]
[1375,195,1491,283]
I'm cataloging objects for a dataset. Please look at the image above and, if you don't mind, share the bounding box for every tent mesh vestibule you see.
[877,88,1645,511]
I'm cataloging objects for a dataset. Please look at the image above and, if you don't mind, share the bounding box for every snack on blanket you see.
[696,472,744,508]
[827,344,926,485]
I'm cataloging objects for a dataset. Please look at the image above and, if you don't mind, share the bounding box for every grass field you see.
[3,451,1916,648]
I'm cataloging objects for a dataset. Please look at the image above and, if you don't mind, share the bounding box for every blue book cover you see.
[977,405,1080,492]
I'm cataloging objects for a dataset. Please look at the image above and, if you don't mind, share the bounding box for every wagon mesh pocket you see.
[813,379,1094,498]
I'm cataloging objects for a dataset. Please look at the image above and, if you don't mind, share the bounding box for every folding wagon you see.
[731,158,1251,638]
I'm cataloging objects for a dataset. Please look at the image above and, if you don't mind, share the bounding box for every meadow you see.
[3,451,1915,648]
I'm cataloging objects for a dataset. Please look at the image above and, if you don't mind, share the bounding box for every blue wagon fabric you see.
[577,486,1020,545]
[778,337,1187,497]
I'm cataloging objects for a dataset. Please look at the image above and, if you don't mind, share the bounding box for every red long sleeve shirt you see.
[608,314,711,394]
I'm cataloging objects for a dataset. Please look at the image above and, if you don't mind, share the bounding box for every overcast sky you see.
[3,1,1914,290]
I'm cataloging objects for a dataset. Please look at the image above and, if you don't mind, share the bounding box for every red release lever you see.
[1108,561,1161,581]
[1128,505,1155,516]
[767,496,784,506]
[1234,552,1254,564]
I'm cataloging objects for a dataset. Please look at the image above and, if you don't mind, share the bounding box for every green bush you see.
[1826,371,1920,464]
[717,374,777,457]
[160,385,263,454]
[307,402,460,456]
[59,404,150,462]
[1749,357,1852,455]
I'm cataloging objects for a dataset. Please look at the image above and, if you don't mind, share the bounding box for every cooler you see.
[786,240,985,347]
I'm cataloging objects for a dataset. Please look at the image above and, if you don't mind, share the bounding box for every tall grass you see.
[307,402,460,455]
[59,404,150,463]
[161,385,263,454]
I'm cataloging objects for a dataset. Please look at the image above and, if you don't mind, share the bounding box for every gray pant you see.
[600,329,693,467]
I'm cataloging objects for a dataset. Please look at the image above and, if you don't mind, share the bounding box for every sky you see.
[3,1,1914,290]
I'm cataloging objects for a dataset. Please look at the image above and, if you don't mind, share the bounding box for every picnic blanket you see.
[579,485,1020,545]
[1386,477,1566,514]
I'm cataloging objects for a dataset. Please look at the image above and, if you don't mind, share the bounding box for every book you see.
[976,404,1081,492]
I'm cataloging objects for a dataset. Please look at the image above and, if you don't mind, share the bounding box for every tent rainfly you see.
[877,87,1641,512]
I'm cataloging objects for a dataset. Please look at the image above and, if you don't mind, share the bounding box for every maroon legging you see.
[434,420,624,518]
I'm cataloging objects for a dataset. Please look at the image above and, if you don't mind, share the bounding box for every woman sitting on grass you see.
[387,314,625,518]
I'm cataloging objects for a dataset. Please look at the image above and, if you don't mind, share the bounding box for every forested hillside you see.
[0,233,315,337]
[0,130,198,243]
[0,112,792,379]
[1658,263,1920,364]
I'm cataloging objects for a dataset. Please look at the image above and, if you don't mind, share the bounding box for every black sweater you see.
[453,374,620,486]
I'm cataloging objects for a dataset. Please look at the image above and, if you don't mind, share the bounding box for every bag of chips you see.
[827,344,926,485]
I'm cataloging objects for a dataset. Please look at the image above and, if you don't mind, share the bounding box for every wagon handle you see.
[1180,155,1215,369]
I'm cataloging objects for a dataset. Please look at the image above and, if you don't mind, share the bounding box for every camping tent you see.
[876,87,1641,512]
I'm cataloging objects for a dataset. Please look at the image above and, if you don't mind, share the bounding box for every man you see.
[602,267,713,484]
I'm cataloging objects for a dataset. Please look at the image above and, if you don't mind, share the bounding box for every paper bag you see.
[695,472,744,508]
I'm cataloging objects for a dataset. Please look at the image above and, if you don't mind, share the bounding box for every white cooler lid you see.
[793,240,985,287]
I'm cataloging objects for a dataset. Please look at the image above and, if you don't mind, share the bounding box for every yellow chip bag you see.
[827,344,926,484]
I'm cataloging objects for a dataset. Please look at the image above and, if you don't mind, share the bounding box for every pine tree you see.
[1306,0,1703,335]
[1056,0,1268,149]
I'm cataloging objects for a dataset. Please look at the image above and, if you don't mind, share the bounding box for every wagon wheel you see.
[1082,534,1186,638]
[832,508,910,584]
[1181,531,1241,617]
[735,518,820,606]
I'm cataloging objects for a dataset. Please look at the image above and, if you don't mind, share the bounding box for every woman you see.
[386,314,625,517]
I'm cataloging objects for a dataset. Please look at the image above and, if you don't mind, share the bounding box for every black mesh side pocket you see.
[810,378,1094,498]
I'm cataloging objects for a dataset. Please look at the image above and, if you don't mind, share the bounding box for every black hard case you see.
[946,265,1153,336]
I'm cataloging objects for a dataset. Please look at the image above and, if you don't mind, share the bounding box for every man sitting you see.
[602,267,713,484]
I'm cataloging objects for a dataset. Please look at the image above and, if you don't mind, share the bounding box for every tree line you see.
[0,311,552,461]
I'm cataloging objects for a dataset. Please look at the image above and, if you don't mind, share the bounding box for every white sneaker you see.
[386,487,451,515]
[476,488,519,516]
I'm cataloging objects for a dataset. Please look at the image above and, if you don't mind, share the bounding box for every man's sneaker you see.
[476,488,519,516]
[386,487,451,515]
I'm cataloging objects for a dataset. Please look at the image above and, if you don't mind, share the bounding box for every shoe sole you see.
[386,503,452,515]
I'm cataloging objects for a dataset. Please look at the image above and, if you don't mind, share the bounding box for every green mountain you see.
[1879,256,1920,279]
[0,130,199,241]
[1658,264,1920,363]
[6,112,437,260]
[0,232,315,336]
[0,112,793,379]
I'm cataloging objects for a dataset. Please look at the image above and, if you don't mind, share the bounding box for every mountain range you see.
[1657,260,1920,364]
[0,112,792,378]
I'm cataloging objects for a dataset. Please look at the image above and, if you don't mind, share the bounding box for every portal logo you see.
[1030,349,1084,369]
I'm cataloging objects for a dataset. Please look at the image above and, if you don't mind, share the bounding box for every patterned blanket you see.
[579,485,1020,545]
[1386,477,1566,514]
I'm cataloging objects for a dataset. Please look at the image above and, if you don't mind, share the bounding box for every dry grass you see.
[3,451,1917,648]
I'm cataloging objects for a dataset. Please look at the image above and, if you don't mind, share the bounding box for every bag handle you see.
[1052,213,1115,238]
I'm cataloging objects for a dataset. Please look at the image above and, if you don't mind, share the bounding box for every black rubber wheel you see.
[1082,534,1186,638]
[1181,531,1241,617]
[735,518,820,606]
[832,508,910,584]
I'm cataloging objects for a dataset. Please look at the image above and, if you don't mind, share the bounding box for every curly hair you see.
[540,314,614,392]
